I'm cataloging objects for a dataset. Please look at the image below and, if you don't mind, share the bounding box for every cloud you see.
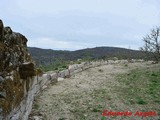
[27,36,143,51]
[1,0,160,50]
[12,0,159,25]
[27,37,95,50]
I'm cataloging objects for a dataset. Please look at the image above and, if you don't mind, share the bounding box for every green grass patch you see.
[40,59,69,72]
[116,64,160,110]
[68,88,112,120]
[33,103,39,110]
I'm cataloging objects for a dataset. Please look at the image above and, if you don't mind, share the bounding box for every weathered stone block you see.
[39,74,48,87]
[120,60,128,64]
[50,73,58,82]
[108,60,115,64]
[58,70,65,78]
[4,27,12,34]
[64,69,69,78]
[73,68,82,74]
[0,76,4,83]
[0,91,6,98]
[19,62,35,79]
[57,77,64,81]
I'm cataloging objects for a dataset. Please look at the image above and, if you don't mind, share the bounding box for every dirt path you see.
[29,62,156,120]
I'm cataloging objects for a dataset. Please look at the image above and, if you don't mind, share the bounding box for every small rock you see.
[9,62,13,67]
[0,76,4,82]
[42,85,47,90]
[4,27,12,34]
[32,116,42,120]
[57,77,64,81]
[0,107,2,113]
[98,69,103,72]
[0,91,6,98]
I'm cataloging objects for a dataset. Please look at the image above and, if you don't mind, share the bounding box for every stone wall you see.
[0,19,36,120]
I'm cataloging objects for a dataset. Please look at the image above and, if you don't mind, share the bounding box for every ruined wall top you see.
[0,19,35,116]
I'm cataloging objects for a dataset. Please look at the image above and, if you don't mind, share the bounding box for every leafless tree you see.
[140,27,160,61]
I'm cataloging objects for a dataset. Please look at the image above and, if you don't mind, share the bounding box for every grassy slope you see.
[115,64,160,117]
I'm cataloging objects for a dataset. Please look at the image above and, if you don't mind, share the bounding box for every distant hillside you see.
[28,46,145,66]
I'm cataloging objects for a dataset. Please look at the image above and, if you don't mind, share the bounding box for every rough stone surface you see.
[0,20,4,41]
[0,76,4,82]
[50,72,58,82]
[57,77,64,81]
[64,69,69,77]
[0,91,6,98]
[31,116,43,120]
[120,60,128,64]
[58,70,65,78]
[0,19,35,120]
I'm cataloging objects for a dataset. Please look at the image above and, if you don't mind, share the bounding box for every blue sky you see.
[0,0,160,50]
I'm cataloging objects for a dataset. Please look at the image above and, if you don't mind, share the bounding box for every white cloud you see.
[27,37,143,51]
[1,0,160,50]
[13,0,159,25]
[27,37,94,50]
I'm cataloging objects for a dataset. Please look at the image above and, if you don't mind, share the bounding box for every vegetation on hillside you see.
[28,46,146,71]
[39,58,70,72]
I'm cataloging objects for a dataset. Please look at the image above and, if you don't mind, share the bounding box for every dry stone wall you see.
[0,19,36,120]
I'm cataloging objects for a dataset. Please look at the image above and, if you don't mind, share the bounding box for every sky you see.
[0,0,160,51]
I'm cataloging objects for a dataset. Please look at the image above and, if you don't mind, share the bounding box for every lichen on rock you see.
[0,19,35,116]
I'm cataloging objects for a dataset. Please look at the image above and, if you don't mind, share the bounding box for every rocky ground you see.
[29,62,160,120]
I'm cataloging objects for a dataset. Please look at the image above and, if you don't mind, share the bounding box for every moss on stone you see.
[35,68,43,76]
[0,20,36,117]
[19,62,35,79]
[1,74,24,115]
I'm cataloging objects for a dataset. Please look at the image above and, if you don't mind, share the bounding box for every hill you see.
[28,46,145,67]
